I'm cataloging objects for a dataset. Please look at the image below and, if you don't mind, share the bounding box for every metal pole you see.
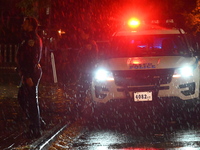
[14,45,18,63]
[0,45,2,64]
[9,44,12,63]
[4,45,7,63]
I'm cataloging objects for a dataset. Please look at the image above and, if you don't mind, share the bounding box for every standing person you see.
[78,28,98,76]
[77,28,99,99]
[16,17,45,138]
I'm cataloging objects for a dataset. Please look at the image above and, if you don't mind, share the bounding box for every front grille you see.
[117,86,169,92]
[113,69,174,86]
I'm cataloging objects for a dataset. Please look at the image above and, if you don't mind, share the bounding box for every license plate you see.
[133,91,152,102]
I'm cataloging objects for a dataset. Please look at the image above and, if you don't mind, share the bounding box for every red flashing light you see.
[128,18,140,28]
[127,58,141,65]
[132,60,140,64]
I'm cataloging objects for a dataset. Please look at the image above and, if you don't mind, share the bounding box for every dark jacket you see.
[17,31,42,78]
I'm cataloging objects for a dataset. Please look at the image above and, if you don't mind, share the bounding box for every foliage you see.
[1,0,200,42]
[183,13,200,34]
[182,4,200,34]
[16,0,50,18]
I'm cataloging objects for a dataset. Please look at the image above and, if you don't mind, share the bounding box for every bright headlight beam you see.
[95,69,108,80]
[94,69,114,81]
[180,66,193,77]
[173,66,193,78]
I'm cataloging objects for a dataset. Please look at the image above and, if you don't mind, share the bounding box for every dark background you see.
[0,0,199,43]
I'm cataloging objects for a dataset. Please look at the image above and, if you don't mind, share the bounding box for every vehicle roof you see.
[113,25,185,36]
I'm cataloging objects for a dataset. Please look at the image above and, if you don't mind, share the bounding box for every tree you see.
[16,0,50,18]
[181,0,200,34]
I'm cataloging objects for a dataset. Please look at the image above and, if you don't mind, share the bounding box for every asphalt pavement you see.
[0,70,77,149]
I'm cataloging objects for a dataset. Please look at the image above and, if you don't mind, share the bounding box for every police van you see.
[91,18,200,104]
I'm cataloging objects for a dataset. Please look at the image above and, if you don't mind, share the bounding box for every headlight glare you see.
[173,66,193,78]
[94,69,114,81]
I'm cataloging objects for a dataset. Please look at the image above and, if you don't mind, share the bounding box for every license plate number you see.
[134,91,152,101]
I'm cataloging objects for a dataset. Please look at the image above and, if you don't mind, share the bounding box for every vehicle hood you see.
[96,56,197,70]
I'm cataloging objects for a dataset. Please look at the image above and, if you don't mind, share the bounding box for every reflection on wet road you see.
[70,122,200,149]
[70,99,200,149]
[73,129,200,149]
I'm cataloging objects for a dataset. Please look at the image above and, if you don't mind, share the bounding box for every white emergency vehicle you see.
[91,18,200,104]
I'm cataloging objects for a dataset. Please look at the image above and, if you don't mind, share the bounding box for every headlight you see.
[94,69,114,81]
[173,66,194,78]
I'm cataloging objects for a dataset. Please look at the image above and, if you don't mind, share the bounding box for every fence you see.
[0,44,51,73]
[0,44,50,68]
[0,44,18,67]
[0,43,53,83]
[0,41,110,83]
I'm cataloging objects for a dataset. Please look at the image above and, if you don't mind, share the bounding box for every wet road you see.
[50,98,200,149]
[0,81,76,149]
[1,73,200,149]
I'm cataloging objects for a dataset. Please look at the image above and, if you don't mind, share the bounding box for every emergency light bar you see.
[151,19,174,24]
[149,19,176,28]
[126,18,176,29]
[128,18,140,28]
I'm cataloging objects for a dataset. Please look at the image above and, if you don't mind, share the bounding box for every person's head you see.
[22,17,38,32]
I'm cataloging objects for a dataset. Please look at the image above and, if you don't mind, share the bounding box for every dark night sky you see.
[0,0,198,41]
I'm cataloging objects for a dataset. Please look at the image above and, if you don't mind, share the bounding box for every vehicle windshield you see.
[110,34,190,58]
